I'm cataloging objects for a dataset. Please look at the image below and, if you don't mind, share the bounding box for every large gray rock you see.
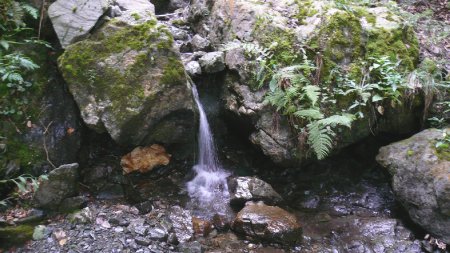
[33,163,79,209]
[48,0,110,48]
[191,34,211,52]
[232,202,301,245]
[58,16,196,147]
[185,61,202,77]
[376,128,450,243]
[227,176,283,207]
[198,52,225,73]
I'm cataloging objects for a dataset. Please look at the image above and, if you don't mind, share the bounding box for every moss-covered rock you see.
[192,0,422,165]
[0,225,34,246]
[58,16,195,146]
[376,128,450,243]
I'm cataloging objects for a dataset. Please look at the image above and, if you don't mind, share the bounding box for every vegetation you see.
[0,174,48,206]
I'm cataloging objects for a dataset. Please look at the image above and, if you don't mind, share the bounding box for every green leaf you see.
[11,179,27,193]
[0,40,9,50]
[372,94,384,102]
[303,85,321,106]
[22,4,38,19]
[318,114,355,128]
[269,76,278,92]
[294,108,324,120]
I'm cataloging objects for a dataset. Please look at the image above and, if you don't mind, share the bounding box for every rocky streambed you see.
[2,132,447,253]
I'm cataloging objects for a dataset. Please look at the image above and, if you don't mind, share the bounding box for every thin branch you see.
[38,0,46,39]
[39,120,56,169]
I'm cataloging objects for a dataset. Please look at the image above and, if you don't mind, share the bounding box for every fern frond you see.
[307,122,334,160]
[318,113,355,128]
[303,85,321,106]
[22,4,38,19]
[294,108,324,120]
[8,2,25,27]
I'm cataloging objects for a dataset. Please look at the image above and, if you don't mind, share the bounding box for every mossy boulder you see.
[58,16,195,147]
[376,128,450,243]
[193,0,421,165]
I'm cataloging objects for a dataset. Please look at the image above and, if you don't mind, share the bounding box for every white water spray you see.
[187,84,231,218]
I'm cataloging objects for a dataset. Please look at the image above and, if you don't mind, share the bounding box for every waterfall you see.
[187,84,231,218]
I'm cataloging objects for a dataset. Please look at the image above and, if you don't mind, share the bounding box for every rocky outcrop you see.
[376,128,450,243]
[232,202,301,245]
[48,0,110,48]
[121,144,171,174]
[58,13,196,147]
[189,0,421,165]
[227,176,282,207]
[33,163,79,210]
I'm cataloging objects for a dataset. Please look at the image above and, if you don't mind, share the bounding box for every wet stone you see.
[135,236,151,246]
[148,226,168,241]
[168,206,193,244]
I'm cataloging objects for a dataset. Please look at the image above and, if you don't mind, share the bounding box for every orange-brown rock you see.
[121,144,171,174]
[192,217,213,237]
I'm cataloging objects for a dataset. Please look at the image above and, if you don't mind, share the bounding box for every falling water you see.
[187,84,231,218]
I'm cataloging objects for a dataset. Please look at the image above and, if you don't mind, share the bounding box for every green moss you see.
[295,0,318,25]
[312,11,363,80]
[354,7,376,24]
[0,225,34,245]
[57,18,185,128]
[365,27,419,71]
[160,57,186,86]
[131,13,141,21]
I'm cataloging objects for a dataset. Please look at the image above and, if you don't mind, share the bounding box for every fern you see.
[303,85,320,106]
[318,113,355,128]
[307,122,334,160]
[294,108,324,120]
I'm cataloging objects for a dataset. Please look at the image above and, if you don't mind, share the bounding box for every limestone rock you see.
[376,128,450,243]
[232,202,301,244]
[227,176,283,207]
[121,144,171,174]
[33,163,79,210]
[198,52,225,73]
[112,0,156,25]
[191,34,211,51]
[185,61,202,76]
[48,0,110,48]
[58,16,196,147]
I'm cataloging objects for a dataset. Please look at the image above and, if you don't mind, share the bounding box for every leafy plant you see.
[0,1,49,117]
[0,174,48,206]
[264,49,356,159]
[435,129,450,152]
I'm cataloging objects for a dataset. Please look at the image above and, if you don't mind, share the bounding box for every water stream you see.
[186,84,231,218]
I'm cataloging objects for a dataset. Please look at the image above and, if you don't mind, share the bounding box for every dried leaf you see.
[67,127,75,135]
[377,105,385,115]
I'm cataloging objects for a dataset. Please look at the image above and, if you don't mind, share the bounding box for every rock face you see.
[33,163,79,210]
[376,128,450,243]
[58,15,196,147]
[121,144,171,174]
[48,0,110,48]
[189,0,421,165]
[227,177,283,207]
[232,202,301,244]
